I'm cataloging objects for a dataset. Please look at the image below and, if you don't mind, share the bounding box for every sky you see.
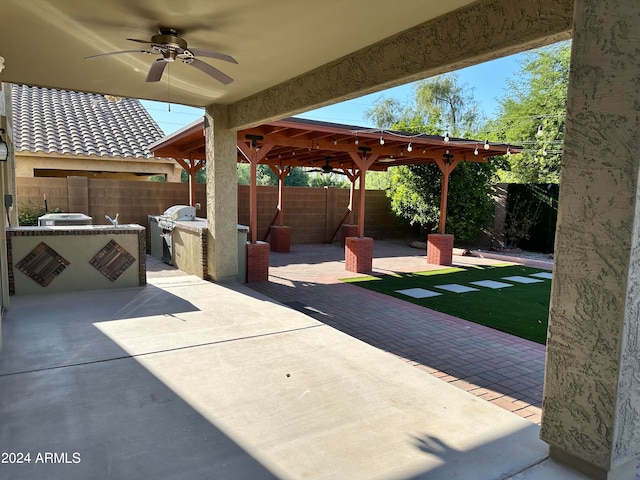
[141,51,524,137]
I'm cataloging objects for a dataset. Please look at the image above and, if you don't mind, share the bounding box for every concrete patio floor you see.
[0,249,590,479]
[249,241,552,424]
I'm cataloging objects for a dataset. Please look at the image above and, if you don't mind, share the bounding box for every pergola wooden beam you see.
[149,117,520,240]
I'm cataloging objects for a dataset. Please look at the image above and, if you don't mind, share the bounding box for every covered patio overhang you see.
[5,0,640,478]
[150,116,517,275]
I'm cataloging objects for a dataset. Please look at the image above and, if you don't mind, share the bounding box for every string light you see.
[474,143,479,155]
[484,139,490,150]
[536,124,544,136]
[379,136,385,145]
[444,132,450,143]
[407,143,413,152]
[333,137,337,145]
[354,134,359,146]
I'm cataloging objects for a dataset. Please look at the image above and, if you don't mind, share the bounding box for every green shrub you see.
[18,201,64,226]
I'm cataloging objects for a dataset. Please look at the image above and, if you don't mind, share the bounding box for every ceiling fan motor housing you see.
[152,31,188,51]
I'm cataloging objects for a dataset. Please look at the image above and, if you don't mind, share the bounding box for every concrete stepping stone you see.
[470,280,514,289]
[434,284,480,293]
[501,276,544,284]
[395,288,442,299]
[530,272,553,279]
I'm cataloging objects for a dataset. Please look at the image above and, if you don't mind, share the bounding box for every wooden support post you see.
[174,157,205,207]
[439,169,449,235]
[348,152,378,238]
[346,170,359,225]
[191,160,204,207]
[249,160,258,242]
[269,165,291,227]
[237,140,274,244]
[434,156,461,235]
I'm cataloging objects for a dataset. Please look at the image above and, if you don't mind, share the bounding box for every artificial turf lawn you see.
[342,264,551,345]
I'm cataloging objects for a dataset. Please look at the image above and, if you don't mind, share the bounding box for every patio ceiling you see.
[150,117,520,172]
[1,0,573,129]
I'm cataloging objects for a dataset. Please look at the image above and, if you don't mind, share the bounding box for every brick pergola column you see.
[541,1,640,478]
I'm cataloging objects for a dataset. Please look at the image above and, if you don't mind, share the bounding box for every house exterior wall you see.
[16,152,181,182]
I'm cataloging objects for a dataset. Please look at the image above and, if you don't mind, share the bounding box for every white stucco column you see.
[204,105,238,282]
[541,1,640,479]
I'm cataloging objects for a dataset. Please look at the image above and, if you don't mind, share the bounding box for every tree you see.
[489,41,570,183]
[413,75,483,137]
[308,172,350,189]
[180,166,207,183]
[237,164,310,186]
[365,73,494,243]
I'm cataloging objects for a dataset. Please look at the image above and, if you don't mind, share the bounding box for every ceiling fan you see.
[85,27,237,84]
[308,157,347,175]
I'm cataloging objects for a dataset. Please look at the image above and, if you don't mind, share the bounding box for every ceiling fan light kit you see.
[85,27,237,84]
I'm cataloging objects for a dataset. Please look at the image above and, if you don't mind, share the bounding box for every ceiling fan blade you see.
[127,38,153,44]
[85,49,154,60]
[188,48,238,64]
[146,59,167,82]
[188,58,233,85]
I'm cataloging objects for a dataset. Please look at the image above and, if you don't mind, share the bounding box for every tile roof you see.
[12,84,165,158]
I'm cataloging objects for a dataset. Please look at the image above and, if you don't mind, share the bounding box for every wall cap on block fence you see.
[427,233,454,266]
[345,236,373,274]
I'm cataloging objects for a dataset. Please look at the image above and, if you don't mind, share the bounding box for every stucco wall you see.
[17,152,181,182]
[172,224,206,279]
[9,227,144,295]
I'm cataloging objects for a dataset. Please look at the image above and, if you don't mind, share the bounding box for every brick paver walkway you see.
[247,241,550,424]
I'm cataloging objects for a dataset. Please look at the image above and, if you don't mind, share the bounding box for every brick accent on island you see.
[427,234,454,266]
[7,225,147,295]
[247,241,270,283]
[345,237,373,273]
[270,226,291,253]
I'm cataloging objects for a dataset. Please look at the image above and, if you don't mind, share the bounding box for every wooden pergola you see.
[150,116,517,248]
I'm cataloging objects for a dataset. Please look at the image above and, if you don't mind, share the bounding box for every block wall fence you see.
[16,177,414,245]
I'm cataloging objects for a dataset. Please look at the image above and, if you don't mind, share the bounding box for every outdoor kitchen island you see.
[7,224,146,296]
[149,210,248,283]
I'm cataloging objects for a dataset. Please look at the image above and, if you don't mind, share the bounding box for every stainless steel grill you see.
[156,205,196,264]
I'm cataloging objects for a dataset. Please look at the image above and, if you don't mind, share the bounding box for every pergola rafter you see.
[150,116,519,251]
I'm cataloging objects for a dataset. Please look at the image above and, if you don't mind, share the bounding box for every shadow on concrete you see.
[249,276,544,409]
[404,430,548,480]
[0,270,557,479]
[0,327,547,479]
[0,284,199,376]
[0,340,278,480]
